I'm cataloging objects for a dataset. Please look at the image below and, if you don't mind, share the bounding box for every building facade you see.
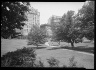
[23,7,40,35]
[48,15,61,25]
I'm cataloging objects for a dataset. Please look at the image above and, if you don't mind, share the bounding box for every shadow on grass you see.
[30,47,46,49]
[27,44,47,49]
[48,46,94,54]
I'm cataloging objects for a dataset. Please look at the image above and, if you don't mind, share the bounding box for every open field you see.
[1,39,28,57]
[1,39,94,69]
[35,48,94,68]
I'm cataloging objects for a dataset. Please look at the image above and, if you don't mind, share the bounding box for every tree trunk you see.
[68,43,69,46]
[9,35,11,39]
[37,44,38,47]
[58,41,60,45]
[70,41,74,48]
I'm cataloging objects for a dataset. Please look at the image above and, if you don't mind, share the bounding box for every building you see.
[48,15,61,25]
[23,7,40,35]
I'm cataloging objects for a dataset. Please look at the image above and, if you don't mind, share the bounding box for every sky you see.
[30,2,85,25]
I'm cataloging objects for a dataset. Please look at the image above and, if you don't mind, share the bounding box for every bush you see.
[1,47,85,68]
[1,47,36,67]
[34,58,44,67]
[47,57,60,67]
[69,56,77,67]
[46,56,85,68]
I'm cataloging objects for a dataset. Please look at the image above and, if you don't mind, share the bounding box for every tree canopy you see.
[75,1,94,40]
[27,24,47,47]
[1,2,30,39]
[51,1,94,48]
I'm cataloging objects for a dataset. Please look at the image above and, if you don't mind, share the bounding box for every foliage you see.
[46,56,84,68]
[27,24,47,47]
[52,1,94,48]
[34,57,44,67]
[74,1,94,40]
[69,56,77,67]
[1,47,36,67]
[40,24,51,38]
[1,47,85,68]
[47,57,60,67]
[1,2,30,39]
[53,10,80,48]
[50,16,61,42]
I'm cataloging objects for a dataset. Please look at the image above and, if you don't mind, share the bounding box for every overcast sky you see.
[30,2,85,25]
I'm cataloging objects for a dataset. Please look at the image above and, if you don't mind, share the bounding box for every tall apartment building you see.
[23,7,40,35]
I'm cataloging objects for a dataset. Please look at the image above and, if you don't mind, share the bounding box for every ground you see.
[1,39,94,69]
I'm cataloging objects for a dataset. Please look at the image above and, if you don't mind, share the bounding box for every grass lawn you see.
[48,41,94,53]
[1,39,94,69]
[35,48,94,69]
[1,39,28,57]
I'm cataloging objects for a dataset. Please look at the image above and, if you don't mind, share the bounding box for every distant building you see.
[23,7,40,35]
[48,15,61,25]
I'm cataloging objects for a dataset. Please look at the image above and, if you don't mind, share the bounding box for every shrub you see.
[69,56,77,67]
[68,56,84,68]
[46,56,85,68]
[47,57,60,67]
[1,47,36,67]
[1,47,85,68]
[34,57,44,67]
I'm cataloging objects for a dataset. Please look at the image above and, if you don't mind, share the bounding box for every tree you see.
[54,1,95,48]
[1,2,30,39]
[54,1,94,48]
[50,16,61,45]
[40,24,50,38]
[75,1,94,40]
[54,10,81,48]
[52,24,63,45]
[27,24,47,47]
